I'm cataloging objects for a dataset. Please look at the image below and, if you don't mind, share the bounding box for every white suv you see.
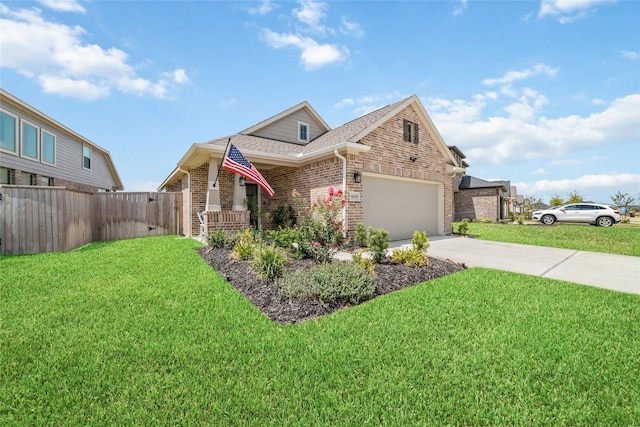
[532,203,621,227]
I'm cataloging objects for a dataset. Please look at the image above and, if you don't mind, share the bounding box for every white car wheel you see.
[541,215,556,225]
[596,217,613,227]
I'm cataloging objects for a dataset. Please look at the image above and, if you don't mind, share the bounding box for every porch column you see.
[232,174,246,211]
[206,158,221,211]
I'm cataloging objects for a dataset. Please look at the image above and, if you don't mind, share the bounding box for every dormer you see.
[240,101,330,145]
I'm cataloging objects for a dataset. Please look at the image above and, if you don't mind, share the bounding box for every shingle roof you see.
[459,175,508,192]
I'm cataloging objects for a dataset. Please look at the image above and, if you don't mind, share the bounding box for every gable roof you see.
[159,95,462,190]
[0,88,124,190]
[240,101,330,136]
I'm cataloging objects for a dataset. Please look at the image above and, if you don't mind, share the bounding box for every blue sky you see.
[1,0,639,204]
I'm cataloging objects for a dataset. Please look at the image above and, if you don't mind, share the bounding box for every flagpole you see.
[212,137,231,188]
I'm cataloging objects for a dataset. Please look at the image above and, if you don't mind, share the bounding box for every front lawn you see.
[1,236,638,425]
[454,222,640,257]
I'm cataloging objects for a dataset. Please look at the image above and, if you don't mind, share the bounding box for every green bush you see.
[391,247,430,267]
[351,252,375,273]
[232,228,258,260]
[270,205,297,229]
[369,228,390,263]
[250,244,288,281]
[207,229,231,249]
[458,219,470,236]
[481,218,493,223]
[411,230,429,251]
[354,222,370,247]
[276,261,375,305]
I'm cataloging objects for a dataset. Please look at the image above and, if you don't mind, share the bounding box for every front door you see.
[245,183,259,228]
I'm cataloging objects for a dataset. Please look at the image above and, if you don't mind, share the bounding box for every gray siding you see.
[249,110,325,144]
[0,102,117,190]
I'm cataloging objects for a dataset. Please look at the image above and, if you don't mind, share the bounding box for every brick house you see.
[453,175,521,222]
[159,95,466,240]
[0,88,123,192]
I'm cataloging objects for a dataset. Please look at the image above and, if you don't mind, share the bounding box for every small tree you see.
[549,194,564,207]
[566,190,584,204]
[523,195,543,219]
[610,191,635,218]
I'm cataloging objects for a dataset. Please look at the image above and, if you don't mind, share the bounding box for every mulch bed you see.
[197,247,466,324]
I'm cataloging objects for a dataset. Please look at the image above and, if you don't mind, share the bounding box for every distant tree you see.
[566,190,584,203]
[523,195,543,219]
[610,191,635,217]
[549,194,564,206]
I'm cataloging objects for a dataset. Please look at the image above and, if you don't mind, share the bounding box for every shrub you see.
[270,205,297,229]
[292,188,345,263]
[412,230,429,251]
[231,228,258,260]
[481,218,493,223]
[391,247,430,267]
[267,227,306,259]
[354,222,370,247]
[352,252,375,274]
[276,261,375,305]
[250,244,288,281]
[369,228,390,263]
[207,229,232,249]
[458,219,470,236]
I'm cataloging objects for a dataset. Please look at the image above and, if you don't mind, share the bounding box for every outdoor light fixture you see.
[409,156,418,162]
[353,171,362,183]
[239,176,246,186]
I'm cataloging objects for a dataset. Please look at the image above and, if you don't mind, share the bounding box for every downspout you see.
[334,149,347,238]
[178,167,191,237]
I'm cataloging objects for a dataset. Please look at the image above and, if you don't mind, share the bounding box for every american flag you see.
[222,144,275,196]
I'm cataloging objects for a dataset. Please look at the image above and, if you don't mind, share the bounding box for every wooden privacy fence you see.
[0,186,182,255]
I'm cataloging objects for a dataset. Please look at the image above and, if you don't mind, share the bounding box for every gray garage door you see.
[362,175,440,240]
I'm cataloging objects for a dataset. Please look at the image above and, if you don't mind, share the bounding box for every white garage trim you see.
[361,172,444,239]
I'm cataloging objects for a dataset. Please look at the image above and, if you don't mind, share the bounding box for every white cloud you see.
[532,168,548,175]
[0,5,188,100]
[618,50,639,60]
[37,0,85,13]
[453,0,468,16]
[431,92,640,166]
[516,173,640,197]
[261,29,347,70]
[482,64,558,87]
[128,179,161,192]
[293,0,328,34]
[247,0,278,15]
[340,16,364,38]
[538,0,615,23]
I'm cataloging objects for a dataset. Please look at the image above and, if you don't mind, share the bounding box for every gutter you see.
[334,149,347,238]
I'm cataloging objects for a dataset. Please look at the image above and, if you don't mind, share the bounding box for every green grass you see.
[1,236,639,425]
[454,222,640,257]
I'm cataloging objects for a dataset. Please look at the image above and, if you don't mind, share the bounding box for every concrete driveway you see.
[390,236,640,295]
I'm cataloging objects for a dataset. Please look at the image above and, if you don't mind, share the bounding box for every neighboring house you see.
[0,89,123,192]
[453,174,521,222]
[159,95,466,240]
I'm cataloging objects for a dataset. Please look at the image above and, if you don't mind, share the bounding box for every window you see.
[20,172,37,186]
[0,167,13,185]
[41,176,53,186]
[298,122,309,143]
[83,145,92,169]
[21,120,39,160]
[0,111,17,153]
[42,130,56,165]
[403,119,419,143]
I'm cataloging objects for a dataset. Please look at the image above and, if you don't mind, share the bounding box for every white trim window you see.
[403,119,419,144]
[298,121,309,143]
[0,110,18,154]
[83,144,92,169]
[41,130,56,165]
[0,167,12,185]
[21,120,39,160]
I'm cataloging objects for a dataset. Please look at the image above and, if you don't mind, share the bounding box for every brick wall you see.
[454,187,501,222]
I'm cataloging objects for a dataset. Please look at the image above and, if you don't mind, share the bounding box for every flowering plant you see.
[292,187,345,263]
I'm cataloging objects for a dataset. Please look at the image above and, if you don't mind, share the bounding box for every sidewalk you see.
[343,236,640,295]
